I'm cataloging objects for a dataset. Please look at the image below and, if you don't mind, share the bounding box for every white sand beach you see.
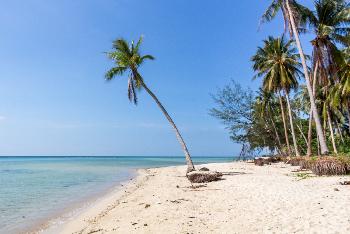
[44,162,350,234]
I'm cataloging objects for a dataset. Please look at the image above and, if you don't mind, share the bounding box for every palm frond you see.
[106,36,154,103]
[113,38,132,57]
[105,66,127,80]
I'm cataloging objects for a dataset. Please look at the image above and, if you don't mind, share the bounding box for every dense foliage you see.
[211,0,350,157]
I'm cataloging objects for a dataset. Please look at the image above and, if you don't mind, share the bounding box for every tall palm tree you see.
[252,35,301,156]
[105,36,195,172]
[261,0,330,155]
[300,0,350,155]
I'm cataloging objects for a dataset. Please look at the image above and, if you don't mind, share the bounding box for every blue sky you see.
[0,0,313,156]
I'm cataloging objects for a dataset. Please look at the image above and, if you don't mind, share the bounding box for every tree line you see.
[211,0,350,157]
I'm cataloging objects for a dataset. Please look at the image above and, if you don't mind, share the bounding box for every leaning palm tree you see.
[252,35,302,156]
[261,0,330,155]
[105,36,195,173]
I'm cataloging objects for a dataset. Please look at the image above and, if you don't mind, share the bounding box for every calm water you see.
[0,156,233,233]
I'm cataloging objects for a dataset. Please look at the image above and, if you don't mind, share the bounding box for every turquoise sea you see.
[0,156,233,233]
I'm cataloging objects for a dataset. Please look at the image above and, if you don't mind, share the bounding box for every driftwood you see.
[187,171,223,183]
[340,181,350,185]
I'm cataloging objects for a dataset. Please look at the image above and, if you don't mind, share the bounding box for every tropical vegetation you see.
[211,0,350,164]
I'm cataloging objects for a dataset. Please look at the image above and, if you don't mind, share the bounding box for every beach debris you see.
[285,156,350,176]
[312,159,347,176]
[189,184,207,189]
[254,156,283,166]
[199,167,210,171]
[87,228,103,234]
[334,188,340,191]
[254,158,266,166]
[295,172,313,180]
[145,204,150,208]
[176,185,179,188]
[169,198,190,203]
[340,181,350,185]
[132,222,138,226]
[186,171,223,183]
[144,224,148,226]
[287,157,305,166]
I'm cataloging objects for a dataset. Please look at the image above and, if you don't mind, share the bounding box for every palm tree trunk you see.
[285,0,329,155]
[307,112,313,156]
[140,81,195,172]
[278,92,291,155]
[307,61,319,157]
[297,123,308,147]
[316,133,320,156]
[263,120,282,154]
[284,89,300,157]
[327,109,338,154]
[267,105,284,155]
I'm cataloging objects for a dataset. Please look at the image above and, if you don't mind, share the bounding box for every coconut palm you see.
[105,36,195,172]
[252,35,302,156]
[261,0,330,155]
[299,0,350,154]
[305,0,350,84]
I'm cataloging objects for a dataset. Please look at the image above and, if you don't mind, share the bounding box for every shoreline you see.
[41,161,350,233]
[41,168,151,234]
[31,170,138,234]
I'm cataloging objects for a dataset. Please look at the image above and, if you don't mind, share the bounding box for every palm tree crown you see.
[105,37,154,104]
[252,35,302,93]
[302,0,350,84]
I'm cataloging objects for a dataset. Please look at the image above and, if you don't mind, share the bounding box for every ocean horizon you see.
[0,156,234,233]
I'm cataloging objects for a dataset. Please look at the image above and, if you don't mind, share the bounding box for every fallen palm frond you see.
[311,158,348,176]
[299,158,316,170]
[285,155,350,176]
[254,158,265,166]
[286,157,305,166]
[254,156,283,166]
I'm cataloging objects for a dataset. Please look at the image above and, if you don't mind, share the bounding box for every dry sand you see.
[44,162,350,234]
